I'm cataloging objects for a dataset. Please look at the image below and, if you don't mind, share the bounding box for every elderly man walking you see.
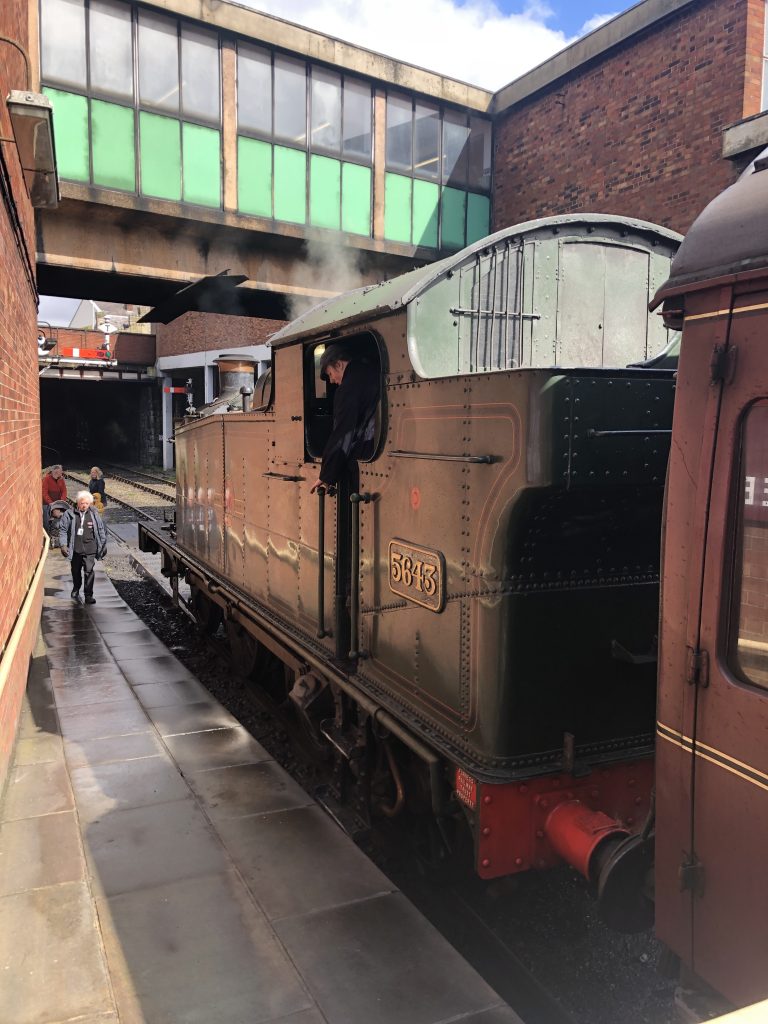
[60,490,107,604]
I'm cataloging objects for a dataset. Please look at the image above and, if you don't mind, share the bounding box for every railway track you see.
[64,470,173,523]
[101,462,177,492]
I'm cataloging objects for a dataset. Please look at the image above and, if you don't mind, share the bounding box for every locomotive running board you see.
[314,784,370,843]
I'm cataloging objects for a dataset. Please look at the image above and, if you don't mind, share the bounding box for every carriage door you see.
[687,289,768,1006]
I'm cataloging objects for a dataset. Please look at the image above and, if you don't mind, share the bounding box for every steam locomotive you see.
[140,213,681,930]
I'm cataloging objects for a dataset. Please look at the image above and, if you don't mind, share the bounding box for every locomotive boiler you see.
[140,214,680,924]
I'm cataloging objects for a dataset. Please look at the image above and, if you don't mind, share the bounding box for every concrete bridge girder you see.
[36,185,426,315]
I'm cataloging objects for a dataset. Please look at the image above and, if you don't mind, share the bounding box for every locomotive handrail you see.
[317,486,328,639]
[262,470,306,481]
[349,492,373,659]
[389,450,495,464]
[586,429,672,438]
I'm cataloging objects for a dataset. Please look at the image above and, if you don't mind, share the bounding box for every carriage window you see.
[730,400,768,689]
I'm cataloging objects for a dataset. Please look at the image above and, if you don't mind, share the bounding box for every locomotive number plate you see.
[388,539,445,613]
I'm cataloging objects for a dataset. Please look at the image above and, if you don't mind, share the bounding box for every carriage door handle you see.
[349,492,373,659]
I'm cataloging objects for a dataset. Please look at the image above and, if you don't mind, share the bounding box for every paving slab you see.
[117,653,198,685]
[52,675,134,708]
[0,881,114,1024]
[131,678,213,707]
[99,871,313,1024]
[12,733,64,766]
[57,699,150,742]
[0,810,84,896]
[164,725,271,772]
[17,704,60,739]
[82,797,229,898]
[2,761,73,820]
[146,700,243,736]
[63,730,166,769]
[70,753,191,822]
[186,760,315,822]
[452,1007,526,1023]
[218,805,393,921]
[274,892,502,1024]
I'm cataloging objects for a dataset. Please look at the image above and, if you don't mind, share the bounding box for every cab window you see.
[303,333,384,461]
[729,399,768,688]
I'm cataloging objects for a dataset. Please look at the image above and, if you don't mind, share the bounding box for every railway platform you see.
[0,552,520,1024]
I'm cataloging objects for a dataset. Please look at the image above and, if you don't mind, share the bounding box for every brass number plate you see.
[388,539,445,613]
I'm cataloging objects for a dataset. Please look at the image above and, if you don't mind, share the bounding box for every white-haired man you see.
[60,491,107,604]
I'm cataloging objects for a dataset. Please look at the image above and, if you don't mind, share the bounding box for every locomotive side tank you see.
[142,214,680,893]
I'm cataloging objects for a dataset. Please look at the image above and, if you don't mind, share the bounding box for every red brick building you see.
[492,0,767,235]
[0,0,48,789]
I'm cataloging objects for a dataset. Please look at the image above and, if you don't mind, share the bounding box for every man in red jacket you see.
[42,464,67,533]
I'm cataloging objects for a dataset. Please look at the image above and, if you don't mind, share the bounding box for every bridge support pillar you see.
[161,377,174,471]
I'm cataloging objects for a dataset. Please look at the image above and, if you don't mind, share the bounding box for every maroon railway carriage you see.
[653,153,768,1007]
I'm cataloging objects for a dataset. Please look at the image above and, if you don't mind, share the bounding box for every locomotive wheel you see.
[226,621,260,677]
[190,587,223,635]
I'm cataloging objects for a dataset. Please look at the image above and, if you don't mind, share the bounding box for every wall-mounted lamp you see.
[6,91,59,209]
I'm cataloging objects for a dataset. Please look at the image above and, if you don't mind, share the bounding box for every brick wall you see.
[0,0,47,789]
[155,312,284,358]
[493,0,760,235]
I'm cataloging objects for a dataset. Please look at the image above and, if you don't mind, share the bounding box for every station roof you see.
[652,151,768,305]
[270,213,682,347]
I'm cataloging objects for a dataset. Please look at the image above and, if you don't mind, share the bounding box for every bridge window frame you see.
[40,0,224,208]
[383,90,492,251]
[235,43,374,236]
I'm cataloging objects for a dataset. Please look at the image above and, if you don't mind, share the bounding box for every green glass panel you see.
[412,178,439,248]
[441,186,467,250]
[274,146,306,224]
[43,87,89,182]
[310,155,340,230]
[182,123,221,208]
[384,173,411,244]
[140,111,181,201]
[341,163,371,236]
[466,192,491,245]
[91,100,135,191]
[237,136,272,217]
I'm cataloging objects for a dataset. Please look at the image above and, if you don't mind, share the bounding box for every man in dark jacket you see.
[308,343,379,493]
[60,491,107,604]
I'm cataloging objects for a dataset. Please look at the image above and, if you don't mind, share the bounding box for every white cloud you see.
[240,0,577,90]
[580,11,618,35]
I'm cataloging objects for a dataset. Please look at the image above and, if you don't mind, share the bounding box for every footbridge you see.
[35,0,494,314]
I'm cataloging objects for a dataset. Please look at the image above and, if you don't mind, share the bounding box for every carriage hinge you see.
[709,344,736,385]
[679,854,705,897]
[686,646,709,688]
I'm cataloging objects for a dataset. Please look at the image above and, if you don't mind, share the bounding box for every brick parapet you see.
[155,312,284,358]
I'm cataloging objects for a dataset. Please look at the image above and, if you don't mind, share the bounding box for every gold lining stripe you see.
[695,737,768,784]
[684,300,768,322]
[657,722,768,791]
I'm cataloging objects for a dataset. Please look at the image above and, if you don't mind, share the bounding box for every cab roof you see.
[270,213,681,347]
[652,153,768,306]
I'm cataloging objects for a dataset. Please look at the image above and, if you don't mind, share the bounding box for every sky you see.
[240,0,633,91]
